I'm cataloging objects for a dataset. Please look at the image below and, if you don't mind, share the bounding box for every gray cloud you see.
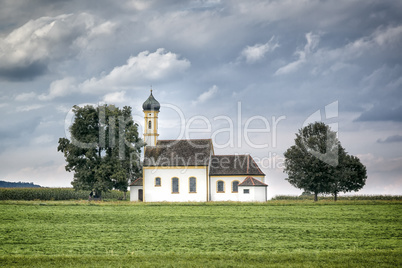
[0,13,116,81]
[0,61,47,82]
[377,135,402,143]
[356,106,402,122]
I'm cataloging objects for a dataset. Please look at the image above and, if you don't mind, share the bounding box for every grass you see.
[0,200,401,267]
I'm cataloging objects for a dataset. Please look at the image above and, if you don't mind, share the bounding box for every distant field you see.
[0,188,125,201]
[272,195,402,201]
[0,200,401,267]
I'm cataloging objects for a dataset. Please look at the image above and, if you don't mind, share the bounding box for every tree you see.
[331,154,367,201]
[58,104,144,199]
[284,122,340,201]
[283,122,367,201]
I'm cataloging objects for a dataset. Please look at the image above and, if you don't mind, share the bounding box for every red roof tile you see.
[129,178,143,186]
[238,176,268,186]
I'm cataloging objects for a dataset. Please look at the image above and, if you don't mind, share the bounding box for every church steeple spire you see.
[143,89,160,146]
[142,89,160,111]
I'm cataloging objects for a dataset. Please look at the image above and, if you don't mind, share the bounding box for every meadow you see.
[0,200,401,267]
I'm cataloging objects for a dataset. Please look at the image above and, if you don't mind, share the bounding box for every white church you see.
[130,91,268,202]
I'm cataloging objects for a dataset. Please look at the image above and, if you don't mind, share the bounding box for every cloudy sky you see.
[1,0,401,198]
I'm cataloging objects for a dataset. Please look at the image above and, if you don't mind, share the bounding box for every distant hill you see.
[0,180,41,188]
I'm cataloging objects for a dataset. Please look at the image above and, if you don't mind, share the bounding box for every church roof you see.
[142,91,160,111]
[209,155,265,176]
[239,176,268,187]
[129,177,143,186]
[144,139,213,167]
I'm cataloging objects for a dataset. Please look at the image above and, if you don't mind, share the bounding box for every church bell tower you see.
[142,90,160,146]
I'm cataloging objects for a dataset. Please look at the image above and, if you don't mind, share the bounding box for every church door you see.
[138,189,143,202]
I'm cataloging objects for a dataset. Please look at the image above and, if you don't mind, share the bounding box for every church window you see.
[172,177,179,193]
[148,121,152,129]
[155,177,161,187]
[243,189,250,194]
[189,177,196,193]
[232,181,239,193]
[217,180,225,193]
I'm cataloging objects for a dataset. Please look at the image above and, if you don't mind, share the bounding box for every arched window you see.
[189,177,196,193]
[148,120,152,129]
[172,177,179,193]
[155,177,161,187]
[217,180,225,193]
[232,181,239,193]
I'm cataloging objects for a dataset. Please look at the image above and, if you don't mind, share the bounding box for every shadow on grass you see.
[1,250,401,267]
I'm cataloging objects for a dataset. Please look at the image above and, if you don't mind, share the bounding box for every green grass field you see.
[0,200,401,267]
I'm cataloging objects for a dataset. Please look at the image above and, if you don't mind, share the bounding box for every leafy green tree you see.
[284,122,367,201]
[58,104,144,199]
[284,122,339,201]
[331,153,367,201]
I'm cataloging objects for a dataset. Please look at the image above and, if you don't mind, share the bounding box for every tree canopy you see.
[58,104,144,198]
[284,122,367,201]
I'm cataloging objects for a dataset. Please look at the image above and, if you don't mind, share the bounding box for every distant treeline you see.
[0,180,41,188]
[0,188,126,201]
[272,195,402,201]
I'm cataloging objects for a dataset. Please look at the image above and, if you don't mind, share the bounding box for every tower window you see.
[148,121,152,129]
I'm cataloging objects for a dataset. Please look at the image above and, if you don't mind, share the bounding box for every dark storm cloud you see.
[377,135,402,143]
[356,106,402,122]
[0,62,47,82]
[0,12,116,81]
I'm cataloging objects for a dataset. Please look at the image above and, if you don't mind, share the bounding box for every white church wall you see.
[238,186,267,202]
[130,186,142,201]
[210,176,238,201]
[210,176,243,201]
[210,175,266,202]
[211,175,265,201]
[143,167,208,202]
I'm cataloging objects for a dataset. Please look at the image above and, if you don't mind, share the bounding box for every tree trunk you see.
[123,191,127,200]
[334,191,338,201]
[314,191,318,202]
[94,190,102,200]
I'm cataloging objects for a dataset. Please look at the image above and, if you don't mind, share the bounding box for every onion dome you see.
[142,90,160,111]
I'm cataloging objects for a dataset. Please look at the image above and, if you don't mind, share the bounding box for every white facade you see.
[210,176,242,201]
[238,185,267,202]
[210,175,266,201]
[130,174,267,202]
[130,185,142,201]
[133,172,267,202]
[143,166,208,202]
